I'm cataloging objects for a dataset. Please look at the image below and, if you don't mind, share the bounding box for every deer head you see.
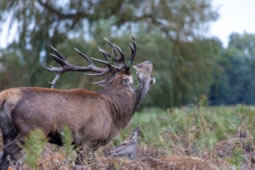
[45,36,155,105]
[107,127,142,160]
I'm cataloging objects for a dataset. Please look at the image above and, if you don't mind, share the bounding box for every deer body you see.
[0,85,137,145]
[0,37,155,170]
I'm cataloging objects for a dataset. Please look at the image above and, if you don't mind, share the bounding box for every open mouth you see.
[150,77,156,85]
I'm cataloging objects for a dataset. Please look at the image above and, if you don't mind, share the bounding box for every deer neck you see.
[98,85,141,129]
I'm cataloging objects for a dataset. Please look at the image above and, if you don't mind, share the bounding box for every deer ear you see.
[122,78,131,87]
[132,127,141,139]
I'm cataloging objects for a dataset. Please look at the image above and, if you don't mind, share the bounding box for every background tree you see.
[210,33,255,105]
[0,0,221,107]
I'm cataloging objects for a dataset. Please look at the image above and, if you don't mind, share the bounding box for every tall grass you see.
[113,102,255,163]
[20,129,47,170]
[17,102,255,169]
[60,125,76,165]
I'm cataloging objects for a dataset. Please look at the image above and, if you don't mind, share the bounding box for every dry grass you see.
[3,106,255,169]
[6,142,233,170]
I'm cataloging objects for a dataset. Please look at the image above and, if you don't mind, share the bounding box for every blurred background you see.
[0,0,254,108]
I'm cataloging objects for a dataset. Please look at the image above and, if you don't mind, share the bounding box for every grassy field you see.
[7,103,255,169]
[116,104,255,148]
[111,104,255,169]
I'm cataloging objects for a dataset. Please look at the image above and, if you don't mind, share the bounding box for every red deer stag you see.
[0,37,155,169]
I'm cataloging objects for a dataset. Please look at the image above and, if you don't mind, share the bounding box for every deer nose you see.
[145,61,152,65]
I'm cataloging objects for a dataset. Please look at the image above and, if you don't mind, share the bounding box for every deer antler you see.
[45,37,137,88]
[45,47,111,88]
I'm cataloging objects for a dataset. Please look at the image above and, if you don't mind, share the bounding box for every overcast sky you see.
[209,0,255,46]
[1,0,255,48]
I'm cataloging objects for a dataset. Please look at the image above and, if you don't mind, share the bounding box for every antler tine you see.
[49,73,60,88]
[74,48,93,65]
[45,36,137,88]
[97,47,110,62]
[113,43,126,65]
[103,38,130,69]
[98,47,114,63]
[91,79,107,85]
[50,46,66,60]
[104,37,119,59]
[91,58,119,69]
[45,47,110,88]
[49,54,65,66]
[91,57,110,65]
[128,37,136,66]
[132,36,137,56]
[49,46,68,67]
[85,68,111,76]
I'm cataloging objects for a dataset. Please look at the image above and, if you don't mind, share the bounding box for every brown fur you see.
[0,61,154,169]
[5,85,136,144]
[0,89,22,118]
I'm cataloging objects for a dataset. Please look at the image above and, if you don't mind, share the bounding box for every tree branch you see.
[133,14,175,40]
[37,0,89,20]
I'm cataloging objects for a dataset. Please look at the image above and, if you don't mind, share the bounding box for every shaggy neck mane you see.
[98,85,141,129]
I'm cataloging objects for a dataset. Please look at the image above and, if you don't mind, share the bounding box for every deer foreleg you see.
[0,152,8,170]
[3,134,24,162]
[0,110,19,170]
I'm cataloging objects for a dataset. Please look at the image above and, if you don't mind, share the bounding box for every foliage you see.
[169,38,221,106]
[20,129,47,170]
[210,33,255,105]
[113,105,255,165]
[60,125,76,163]
[0,0,218,47]
[226,147,244,169]
[2,1,255,107]
[0,0,221,108]
[7,105,255,169]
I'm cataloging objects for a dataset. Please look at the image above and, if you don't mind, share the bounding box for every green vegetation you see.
[17,105,255,169]
[226,147,244,169]
[113,105,255,164]
[0,0,222,108]
[1,1,255,169]
[20,129,47,170]
[210,33,255,105]
[60,125,76,164]
[0,1,254,169]
[1,0,255,107]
